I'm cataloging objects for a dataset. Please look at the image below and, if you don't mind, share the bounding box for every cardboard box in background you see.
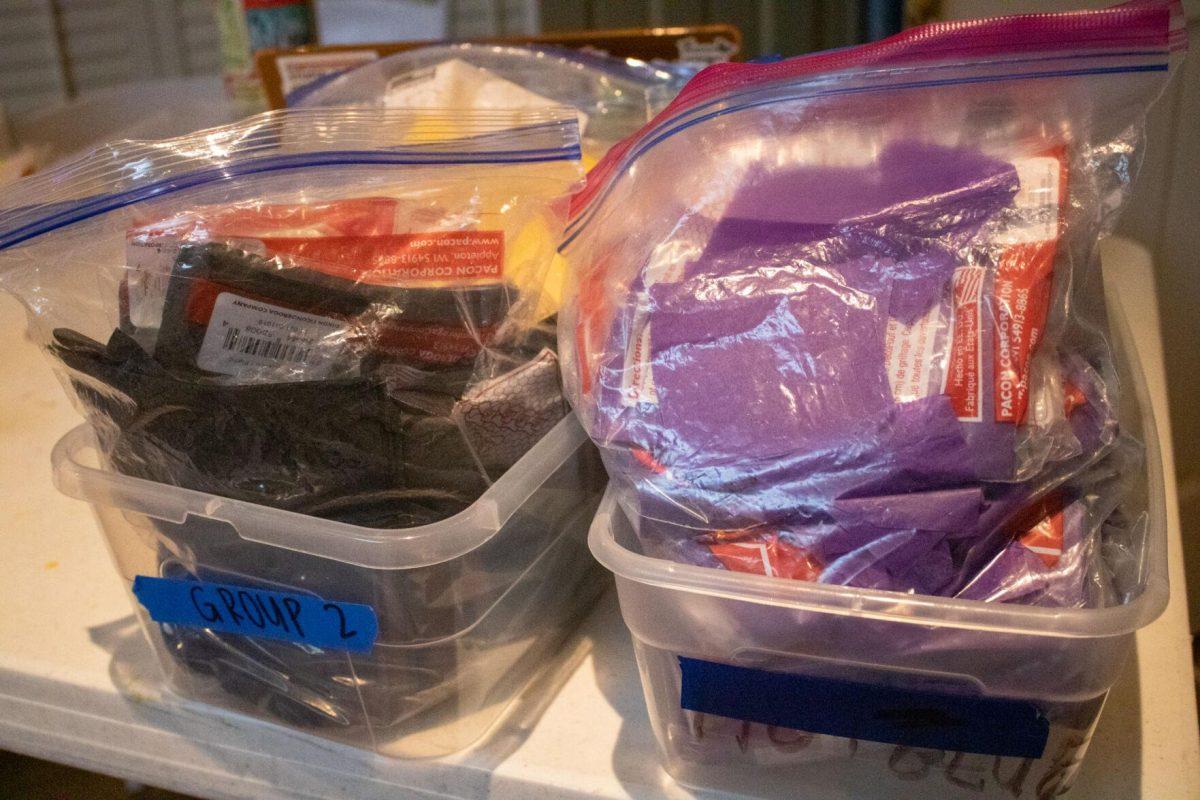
[254,24,742,109]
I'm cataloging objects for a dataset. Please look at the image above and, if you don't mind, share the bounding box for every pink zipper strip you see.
[569,0,1183,223]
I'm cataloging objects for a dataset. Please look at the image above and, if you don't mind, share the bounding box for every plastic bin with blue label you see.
[587,287,1168,798]
[52,412,608,757]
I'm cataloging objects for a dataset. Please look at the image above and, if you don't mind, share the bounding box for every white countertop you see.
[0,238,1196,800]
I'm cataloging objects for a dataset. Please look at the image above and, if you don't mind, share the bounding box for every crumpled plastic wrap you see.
[560,2,1180,608]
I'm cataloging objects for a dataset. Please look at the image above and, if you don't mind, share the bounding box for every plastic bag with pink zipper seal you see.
[560,0,1184,604]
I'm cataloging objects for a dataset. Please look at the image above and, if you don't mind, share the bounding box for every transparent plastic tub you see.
[53,412,608,757]
[588,283,1169,797]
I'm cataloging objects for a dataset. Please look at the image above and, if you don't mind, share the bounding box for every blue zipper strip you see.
[562,57,1168,248]
[0,145,581,251]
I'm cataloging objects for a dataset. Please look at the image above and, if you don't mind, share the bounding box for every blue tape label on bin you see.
[132,575,378,653]
[678,657,1048,759]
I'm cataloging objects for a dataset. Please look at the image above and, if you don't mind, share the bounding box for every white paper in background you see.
[883,297,950,404]
[278,51,379,97]
[384,59,589,133]
[315,0,448,45]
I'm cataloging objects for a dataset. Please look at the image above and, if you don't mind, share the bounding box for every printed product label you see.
[707,533,821,581]
[678,658,1049,759]
[881,266,984,421]
[206,197,404,238]
[1019,510,1064,567]
[946,266,987,421]
[257,231,505,285]
[133,575,378,653]
[993,154,1065,424]
[883,297,949,404]
[276,50,378,97]
[677,708,1092,798]
[675,35,738,64]
[618,236,702,406]
[620,300,657,406]
[372,319,494,366]
[242,0,314,53]
[196,291,349,379]
[122,198,406,327]
[575,260,614,397]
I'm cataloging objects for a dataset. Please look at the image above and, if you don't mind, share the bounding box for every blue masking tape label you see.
[132,575,378,653]
[678,657,1048,759]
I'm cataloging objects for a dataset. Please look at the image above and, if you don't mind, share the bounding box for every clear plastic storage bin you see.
[588,287,1169,798]
[53,412,608,758]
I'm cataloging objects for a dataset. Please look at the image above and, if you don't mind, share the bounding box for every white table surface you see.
[0,238,1196,800]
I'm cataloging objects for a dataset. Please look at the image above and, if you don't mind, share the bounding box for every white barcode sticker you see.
[197,292,349,382]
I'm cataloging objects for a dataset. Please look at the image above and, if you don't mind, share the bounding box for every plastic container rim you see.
[51,411,591,570]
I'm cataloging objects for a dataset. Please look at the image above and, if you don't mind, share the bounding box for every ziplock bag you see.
[571,5,1181,795]
[296,45,690,323]
[560,0,1183,605]
[0,108,607,750]
[293,43,691,164]
[0,108,582,520]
